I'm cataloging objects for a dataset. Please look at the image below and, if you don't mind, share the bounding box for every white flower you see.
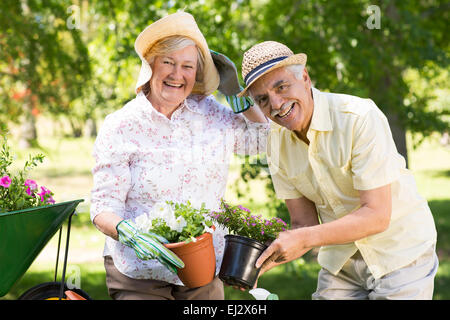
[135,213,152,232]
[168,215,187,233]
[249,288,271,300]
[150,201,187,233]
[151,201,174,220]
[202,221,215,234]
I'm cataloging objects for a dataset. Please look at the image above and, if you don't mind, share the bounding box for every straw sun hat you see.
[237,41,307,97]
[134,11,219,95]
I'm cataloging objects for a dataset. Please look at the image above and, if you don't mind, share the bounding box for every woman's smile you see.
[163,80,184,89]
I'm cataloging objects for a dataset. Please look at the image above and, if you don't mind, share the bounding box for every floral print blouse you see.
[90,92,269,285]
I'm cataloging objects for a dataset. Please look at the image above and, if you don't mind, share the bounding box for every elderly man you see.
[238,41,438,300]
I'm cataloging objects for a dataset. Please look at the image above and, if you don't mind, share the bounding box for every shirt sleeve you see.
[269,162,303,199]
[90,116,132,222]
[351,104,404,190]
[206,95,269,156]
[231,111,270,156]
[267,127,303,199]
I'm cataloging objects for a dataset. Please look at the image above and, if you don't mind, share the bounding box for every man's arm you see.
[256,184,392,268]
[257,196,319,275]
[286,196,320,229]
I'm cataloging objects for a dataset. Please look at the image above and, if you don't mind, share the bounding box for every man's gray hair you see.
[285,64,305,80]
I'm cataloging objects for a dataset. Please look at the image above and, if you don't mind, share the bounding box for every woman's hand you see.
[116,219,184,273]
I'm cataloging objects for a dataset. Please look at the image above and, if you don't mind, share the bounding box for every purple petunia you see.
[213,199,290,243]
[238,205,251,213]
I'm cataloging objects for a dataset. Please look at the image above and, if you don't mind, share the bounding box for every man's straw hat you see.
[237,41,307,97]
[134,11,219,95]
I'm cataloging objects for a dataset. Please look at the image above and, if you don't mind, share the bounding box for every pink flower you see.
[24,179,38,196]
[38,186,53,202]
[0,175,12,188]
[46,196,55,204]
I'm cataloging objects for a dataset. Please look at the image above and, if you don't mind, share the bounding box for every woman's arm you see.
[92,211,124,241]
[241,104,268,123]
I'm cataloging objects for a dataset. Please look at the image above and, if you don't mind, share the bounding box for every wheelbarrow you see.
[0,199,91,300]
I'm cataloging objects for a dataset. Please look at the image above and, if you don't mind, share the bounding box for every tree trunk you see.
[18,100,37,148]
[69,118,82,138]
[84,118,97,137]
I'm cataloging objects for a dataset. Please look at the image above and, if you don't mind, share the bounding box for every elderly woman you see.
[90,12,268,300]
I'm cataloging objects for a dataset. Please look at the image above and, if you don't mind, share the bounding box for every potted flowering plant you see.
[209,199,289,289]
[0,135,55,213]
[134,201,216,288]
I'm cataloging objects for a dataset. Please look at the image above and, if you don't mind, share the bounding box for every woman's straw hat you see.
[134,11,219,95]
[237,41,307,97]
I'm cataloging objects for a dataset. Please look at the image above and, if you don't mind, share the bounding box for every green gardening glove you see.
[116,219,185,274]
[210,49,253,113]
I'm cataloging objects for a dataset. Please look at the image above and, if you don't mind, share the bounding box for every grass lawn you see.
[1,131,449,300]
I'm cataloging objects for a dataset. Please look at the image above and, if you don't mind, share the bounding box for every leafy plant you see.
[0,134,55,213]
[134,201,214,243]
[209,199,289,244]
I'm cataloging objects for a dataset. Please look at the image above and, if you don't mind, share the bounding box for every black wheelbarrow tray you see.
[0,199,91,300]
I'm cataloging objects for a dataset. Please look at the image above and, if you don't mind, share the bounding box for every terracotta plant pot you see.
[164,230,216,288]
[219,234,267,289]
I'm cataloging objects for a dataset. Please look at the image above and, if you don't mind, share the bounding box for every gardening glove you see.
[210,49,253,113]
[116,219,185,274]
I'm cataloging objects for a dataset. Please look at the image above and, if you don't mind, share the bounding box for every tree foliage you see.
[0,0,448,217]
[0,0,91,134]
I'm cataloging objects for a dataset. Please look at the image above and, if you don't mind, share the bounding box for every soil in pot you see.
[219,234,267,289]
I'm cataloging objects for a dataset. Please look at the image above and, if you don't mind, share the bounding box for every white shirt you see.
[90,92,269,284]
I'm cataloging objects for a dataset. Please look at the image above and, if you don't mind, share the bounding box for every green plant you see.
[0,135,54,212]
[209,199,289,244]
[134,201,214,243]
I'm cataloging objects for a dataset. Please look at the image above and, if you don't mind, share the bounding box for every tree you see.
[0,0,91,145]
[249,0,448,164]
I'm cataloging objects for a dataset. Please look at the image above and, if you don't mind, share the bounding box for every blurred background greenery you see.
[0,0,448,300]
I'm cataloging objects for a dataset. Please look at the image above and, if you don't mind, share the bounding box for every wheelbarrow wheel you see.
[18,282,91,300]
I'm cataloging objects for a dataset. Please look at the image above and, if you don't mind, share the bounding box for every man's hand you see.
[255,228,311,272]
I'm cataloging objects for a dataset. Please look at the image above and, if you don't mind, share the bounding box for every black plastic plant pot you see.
[219,234,268,289]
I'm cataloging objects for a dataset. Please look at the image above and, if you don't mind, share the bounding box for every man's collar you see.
[309,87,333,132]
